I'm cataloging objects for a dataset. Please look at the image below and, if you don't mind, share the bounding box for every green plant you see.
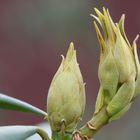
[0,8,139,140]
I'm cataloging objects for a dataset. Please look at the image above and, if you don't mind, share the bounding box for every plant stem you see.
[79,107,109,139]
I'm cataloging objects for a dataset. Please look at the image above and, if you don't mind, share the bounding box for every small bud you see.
[93,8,140,121]
[47,43,85,132]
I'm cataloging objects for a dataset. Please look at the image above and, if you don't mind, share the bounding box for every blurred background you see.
[0,0,140,139]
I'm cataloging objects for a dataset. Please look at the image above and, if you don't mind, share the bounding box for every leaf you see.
[27,122,52,140]
[0,93,47,117]
[0,125,51,140]
[0,126,38,140]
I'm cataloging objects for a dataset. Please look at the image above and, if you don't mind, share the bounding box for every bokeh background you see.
[0,0,140,139]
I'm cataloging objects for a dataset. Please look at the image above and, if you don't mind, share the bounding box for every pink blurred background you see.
[0,0,140,139]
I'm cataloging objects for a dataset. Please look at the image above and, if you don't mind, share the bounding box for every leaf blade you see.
[0,93,47,117]
[0,126,38,140]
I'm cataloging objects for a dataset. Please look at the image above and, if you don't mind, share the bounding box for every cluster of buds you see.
[92,8,140,122]
[46,7,140,140]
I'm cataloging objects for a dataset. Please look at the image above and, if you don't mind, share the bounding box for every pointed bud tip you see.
[90,13,94,17]
[135,34,139,42]
[122,14,125,19]
[119,14,125,24]
[66,42,75,58]
[93,21,99,32]
[70,42,75,49]
[60,54,65,60]
[68,42,75,54]
[103,7,107,13]
[90,14,99,23]
[94,8,101,15]
[94,7,98,11]
[93,21,100,35]
[133,34,139,46]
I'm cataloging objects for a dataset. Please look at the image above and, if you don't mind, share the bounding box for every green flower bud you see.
[47,43,85,133]
[92,8,140,121]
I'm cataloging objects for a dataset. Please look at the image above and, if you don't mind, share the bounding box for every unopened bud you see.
[92,8,140,121]
[47,43,85,132]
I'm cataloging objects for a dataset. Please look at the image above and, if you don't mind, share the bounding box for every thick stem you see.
[79,107,109,139]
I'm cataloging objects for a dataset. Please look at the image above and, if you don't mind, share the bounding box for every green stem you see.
[37,128,51,140]
[79,107,109,139]
[52,131,72,140]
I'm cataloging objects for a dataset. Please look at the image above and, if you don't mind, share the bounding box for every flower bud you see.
[92,8,140,121]
[47,43,85,132]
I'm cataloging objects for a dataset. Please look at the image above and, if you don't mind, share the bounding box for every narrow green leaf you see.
[0,126,38,140]
[0,126,50,140]
[0,93,47,117]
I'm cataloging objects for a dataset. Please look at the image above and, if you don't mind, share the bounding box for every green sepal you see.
[99,50,119,103]
[102,7,115,44]
[114,25,136,83]
[94,8,108,39]
[132,35,140,99]
[93,21,105,52]
[109,103,131,122]
[118,14,131,47]
[107,79,135,116]
[95,87,104,114]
